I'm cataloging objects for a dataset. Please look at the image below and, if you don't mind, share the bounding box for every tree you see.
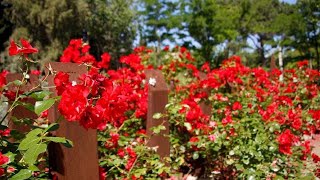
[85,0,136,62]
[137,0,189,50]
[0,1,12,52]
[296,0,320,70]
[1,0,136,70]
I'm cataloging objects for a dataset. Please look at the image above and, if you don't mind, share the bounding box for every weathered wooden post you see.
[145,69,170,158]
[46,62,99,180]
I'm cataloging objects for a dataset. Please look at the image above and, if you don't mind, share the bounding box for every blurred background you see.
[0,0,319,71]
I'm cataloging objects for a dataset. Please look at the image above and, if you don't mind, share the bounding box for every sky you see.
[135,0,299,51]
[281,0,297,4]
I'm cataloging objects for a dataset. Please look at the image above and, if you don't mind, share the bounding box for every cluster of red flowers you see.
[54,41,320,177]
[277,129,299,155]
[9,38,38,57]
[59,39,111,69]
[161,53,320,163]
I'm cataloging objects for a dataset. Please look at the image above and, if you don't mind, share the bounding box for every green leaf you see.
[12,80,23,86]
[28,164,39,172]
[34,99,55,115]
[16,102,35,112]
[30,91,52,101]
[24,144,47,165]
[9,169,32,180]
[152,125,166,134]
[44,123,59,132]
[19,137,41,151]
[152,113,162,119]
[61,139,73,148]
[43,137,67,143]
[19,129,43,150]
[26,128,43,138]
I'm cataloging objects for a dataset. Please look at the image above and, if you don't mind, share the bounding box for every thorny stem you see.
[0,63,51,125]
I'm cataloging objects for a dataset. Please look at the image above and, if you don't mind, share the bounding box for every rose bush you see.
[54,40,320,179]
[0,39,73,179]
[3,38,317,179]
[147,48,320,179]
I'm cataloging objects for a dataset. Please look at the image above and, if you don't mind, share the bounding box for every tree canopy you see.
[0,0,319,70]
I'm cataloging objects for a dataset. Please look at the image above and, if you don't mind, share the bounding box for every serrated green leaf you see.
[34,99,55,115]
[24,143,47,165]
[44,123,59,133]
[9,169,32,180]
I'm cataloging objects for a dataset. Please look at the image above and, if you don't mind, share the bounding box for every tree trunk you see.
[257,35,266,66]
[279,46,283,82]
[312,26,320,70]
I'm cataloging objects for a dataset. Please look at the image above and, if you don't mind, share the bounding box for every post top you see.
[145,69,168,91]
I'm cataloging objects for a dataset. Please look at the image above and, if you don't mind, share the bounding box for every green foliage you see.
[34,98,55,115]
[1,0,136,71]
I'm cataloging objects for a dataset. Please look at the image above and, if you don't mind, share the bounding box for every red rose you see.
[277,129,298,155]
[232,101,242,111]
[58,85,89,121]
[0,153,9,165]
[54,72,70,95]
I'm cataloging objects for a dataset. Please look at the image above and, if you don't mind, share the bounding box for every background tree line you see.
[0,0,319,71]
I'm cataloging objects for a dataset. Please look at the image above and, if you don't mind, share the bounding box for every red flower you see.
[0,128,10,137]
[117,148,125,158]
[201,62,210,73]
[0,70,8,88]
[297,60,308,68]
[232,101,242,111]
[97,53,111,69]
[222,115,233,125]
[189,137,199,143]
[8,40,18,56]
[9,39,38,56]
[277,129,298,155]
[0,153,9,165]
[99,167,106,180]
[58,85,89,121]
[312,153,320,163]
[54,72,71,95]
[82,44,90,54]
[30,70,41,76]
[20,38,38,54]
[0,168,4,176]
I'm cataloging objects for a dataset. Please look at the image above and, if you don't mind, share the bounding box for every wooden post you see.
[198,72,211,116]
[145,69,170,158]
[45,62,99,180]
